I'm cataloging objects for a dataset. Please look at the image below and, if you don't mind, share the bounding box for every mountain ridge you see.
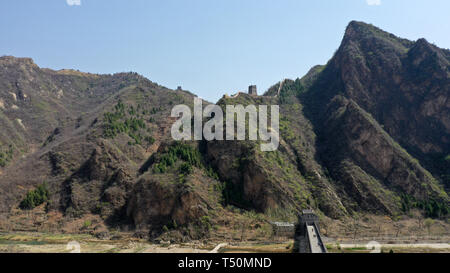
[0,21,448,239]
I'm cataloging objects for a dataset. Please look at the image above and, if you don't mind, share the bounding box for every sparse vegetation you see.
[199,215,212,231]
[206,166,219,180]
[102,101,152,145]
[278,79,304,104]
[0,145,13,167]
[400,194,449,219]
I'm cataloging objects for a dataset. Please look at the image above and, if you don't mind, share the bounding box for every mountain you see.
[0,57,218,237]
[299,21,449,214]
[306,21,449,179]
[0,21,448,240]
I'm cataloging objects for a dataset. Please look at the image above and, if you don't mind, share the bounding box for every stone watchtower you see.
[248,85,257,96]
[293,210,327,253]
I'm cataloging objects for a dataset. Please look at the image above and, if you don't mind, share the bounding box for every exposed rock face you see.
[60,143,134,222]
[206,139,286,212]
[305,21,450,188]
[126,143,223,238]
[127,176,208,229]
[295,21,449,216]
[320,96,445,213]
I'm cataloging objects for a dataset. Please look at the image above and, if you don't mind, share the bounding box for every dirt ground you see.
[0,232,210,253]
[0,232,449,253]
[0,207,448,253]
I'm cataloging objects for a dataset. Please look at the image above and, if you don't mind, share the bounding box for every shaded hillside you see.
[206,92,347,219]
[264,22,449,218]
[303,21,450,190]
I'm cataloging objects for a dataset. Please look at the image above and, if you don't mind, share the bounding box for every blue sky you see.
[1,0,449,102]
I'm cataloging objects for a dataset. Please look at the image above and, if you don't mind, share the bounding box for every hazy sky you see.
[1,0,449,102]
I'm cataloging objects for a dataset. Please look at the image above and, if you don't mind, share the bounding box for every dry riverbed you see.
[0,232,449,253]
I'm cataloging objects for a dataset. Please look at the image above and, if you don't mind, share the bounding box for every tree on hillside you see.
[424,218,435,236]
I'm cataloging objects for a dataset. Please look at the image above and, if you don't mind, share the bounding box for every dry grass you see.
[0,232,448,253]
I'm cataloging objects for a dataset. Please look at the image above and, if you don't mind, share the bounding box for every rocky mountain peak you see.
[407,38,450,76]
[0,56,37,67]
[341,21,414,56]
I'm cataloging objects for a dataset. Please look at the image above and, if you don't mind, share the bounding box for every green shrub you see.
[0,145,14,167]
[145,136,155,145]
[445,155,450,162]
[199,215,212,231]
[83,220,92,228]
[180,162,193,175]
[20,183,49,210]
[400,194,449,218]
[152,143,202,174]
[103,101,147,140]
[206,167,219,180]
[279,79,304,104]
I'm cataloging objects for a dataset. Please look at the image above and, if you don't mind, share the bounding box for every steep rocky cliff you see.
[304,21,450,190]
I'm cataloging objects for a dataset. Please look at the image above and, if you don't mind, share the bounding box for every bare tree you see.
[424,218,435,236]
[240,223,246,242]
[417,217,424,230]
[393,223,404,238]
[376,223,384,238]
[350,218,360,242]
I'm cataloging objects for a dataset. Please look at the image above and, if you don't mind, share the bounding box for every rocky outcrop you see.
[127,176,208,229]
[319,96,446,214]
